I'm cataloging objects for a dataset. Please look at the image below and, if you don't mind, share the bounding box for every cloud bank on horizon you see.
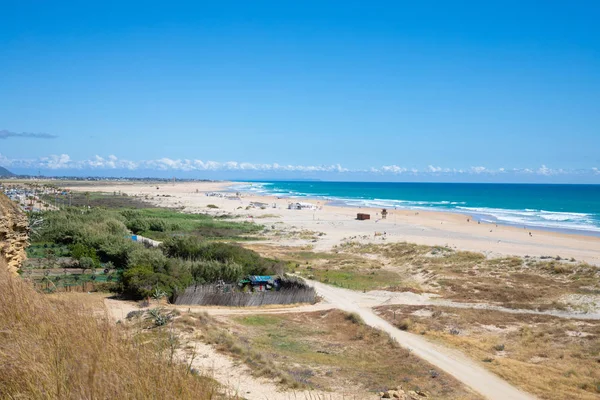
[0,153,598,180]
[0,129,57,140]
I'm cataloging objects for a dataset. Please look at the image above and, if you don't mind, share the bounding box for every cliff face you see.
[0,193,28,274]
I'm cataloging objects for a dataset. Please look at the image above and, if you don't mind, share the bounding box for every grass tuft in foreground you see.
[0,258,220,399]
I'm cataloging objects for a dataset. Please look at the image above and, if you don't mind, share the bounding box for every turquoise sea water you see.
[235,181,600,236]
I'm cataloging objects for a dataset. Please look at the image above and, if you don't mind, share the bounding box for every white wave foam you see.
[456,207,600,232]
[240,183,600,234]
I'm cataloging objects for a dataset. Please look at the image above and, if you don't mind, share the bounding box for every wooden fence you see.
[174,284,316,306]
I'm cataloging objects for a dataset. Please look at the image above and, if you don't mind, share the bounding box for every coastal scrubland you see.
[340,241,599,310]
[24,195,276,298]
[244,241,600,399]
[249,240,599,311]
[6,182,600,399]
[127,306,480,399]
[373,304,600,399]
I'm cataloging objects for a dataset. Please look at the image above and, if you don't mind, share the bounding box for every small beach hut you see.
[357,213,371,220]
[246,275,278,292]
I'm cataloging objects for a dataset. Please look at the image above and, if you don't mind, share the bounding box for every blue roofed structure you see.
[248,275,273,284]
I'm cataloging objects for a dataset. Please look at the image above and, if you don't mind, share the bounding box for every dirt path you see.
[103,298,374,399]
[178,340,369,400]
[363,290,600,320]
[305,279,535,400]
[104,297,335,322]
[106,284,600,400]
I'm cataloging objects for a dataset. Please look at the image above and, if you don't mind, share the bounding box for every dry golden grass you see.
[375,304,600,400]
[0,259,220,399]
[210,310,482,398]
[342,241,599,309]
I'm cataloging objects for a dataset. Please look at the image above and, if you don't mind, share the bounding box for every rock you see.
[382,392,391,398]
[407,391,424,400]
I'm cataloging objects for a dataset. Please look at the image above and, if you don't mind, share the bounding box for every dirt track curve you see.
[306,279,535,400]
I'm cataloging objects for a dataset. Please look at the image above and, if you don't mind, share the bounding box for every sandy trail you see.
[105,287,539,400]
[178,341,366,400]
[104,297,374,399]
[305,280,535,400]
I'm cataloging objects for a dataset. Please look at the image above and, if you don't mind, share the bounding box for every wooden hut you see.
[357,213,371,220]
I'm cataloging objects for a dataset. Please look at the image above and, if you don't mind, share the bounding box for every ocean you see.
[235,181,600,236]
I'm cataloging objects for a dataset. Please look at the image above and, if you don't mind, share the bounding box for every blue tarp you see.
[248,275,272,284]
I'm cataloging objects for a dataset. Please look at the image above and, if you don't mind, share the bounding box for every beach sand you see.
[65,180,600,265]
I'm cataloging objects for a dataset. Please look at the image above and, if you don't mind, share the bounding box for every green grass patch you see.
[236,315,281,326]
[303,268,404,291]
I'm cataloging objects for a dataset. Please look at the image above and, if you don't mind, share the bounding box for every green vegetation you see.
[304,267,404,291]
[121,208,262,240]
[28,199,276,299]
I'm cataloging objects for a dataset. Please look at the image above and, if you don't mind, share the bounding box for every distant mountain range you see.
[0,166,15,177]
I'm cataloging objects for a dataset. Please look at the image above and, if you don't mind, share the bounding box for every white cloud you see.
[39,154,71,169]
[1,153,599,179]
[537,165,552,176]
[378,165,407,174]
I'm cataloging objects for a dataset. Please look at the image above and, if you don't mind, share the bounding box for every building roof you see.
[248,275,273,283]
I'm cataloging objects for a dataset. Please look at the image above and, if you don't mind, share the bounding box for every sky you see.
[1,1,599,182]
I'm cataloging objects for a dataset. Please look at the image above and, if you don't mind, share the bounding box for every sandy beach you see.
[65,180,600,266]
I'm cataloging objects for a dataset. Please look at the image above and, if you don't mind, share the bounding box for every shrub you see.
[345,312,364,325]
[126,218,150,234]
[397,318,412,331]
[148,219,168,232]
[162,237,277,276]
[121,266,185,299]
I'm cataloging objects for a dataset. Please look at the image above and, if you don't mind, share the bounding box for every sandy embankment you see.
[66,180,600,265]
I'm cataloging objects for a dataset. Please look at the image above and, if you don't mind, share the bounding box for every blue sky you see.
[1,1,599,182]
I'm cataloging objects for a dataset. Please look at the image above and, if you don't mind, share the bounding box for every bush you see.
[191,259,244,283]
[397,318,412,331]
[126,218,150,234]
[127,246,169,272]
[79,256,98,271]
[121,266,186,299]
[148,219,168,232]
[162,237,276,276]
[345,312,364,325]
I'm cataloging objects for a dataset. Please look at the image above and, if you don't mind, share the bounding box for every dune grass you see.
[340,241,599,308]
[375,304,600,400]
[226,310,481,398]
[0,259,220,399]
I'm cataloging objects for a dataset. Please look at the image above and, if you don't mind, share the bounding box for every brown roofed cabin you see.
[357,213,370,220]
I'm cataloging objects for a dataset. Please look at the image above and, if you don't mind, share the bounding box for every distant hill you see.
[0,166,15,177]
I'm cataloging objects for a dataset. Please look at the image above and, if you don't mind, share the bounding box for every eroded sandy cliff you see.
[0,193,28,274]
